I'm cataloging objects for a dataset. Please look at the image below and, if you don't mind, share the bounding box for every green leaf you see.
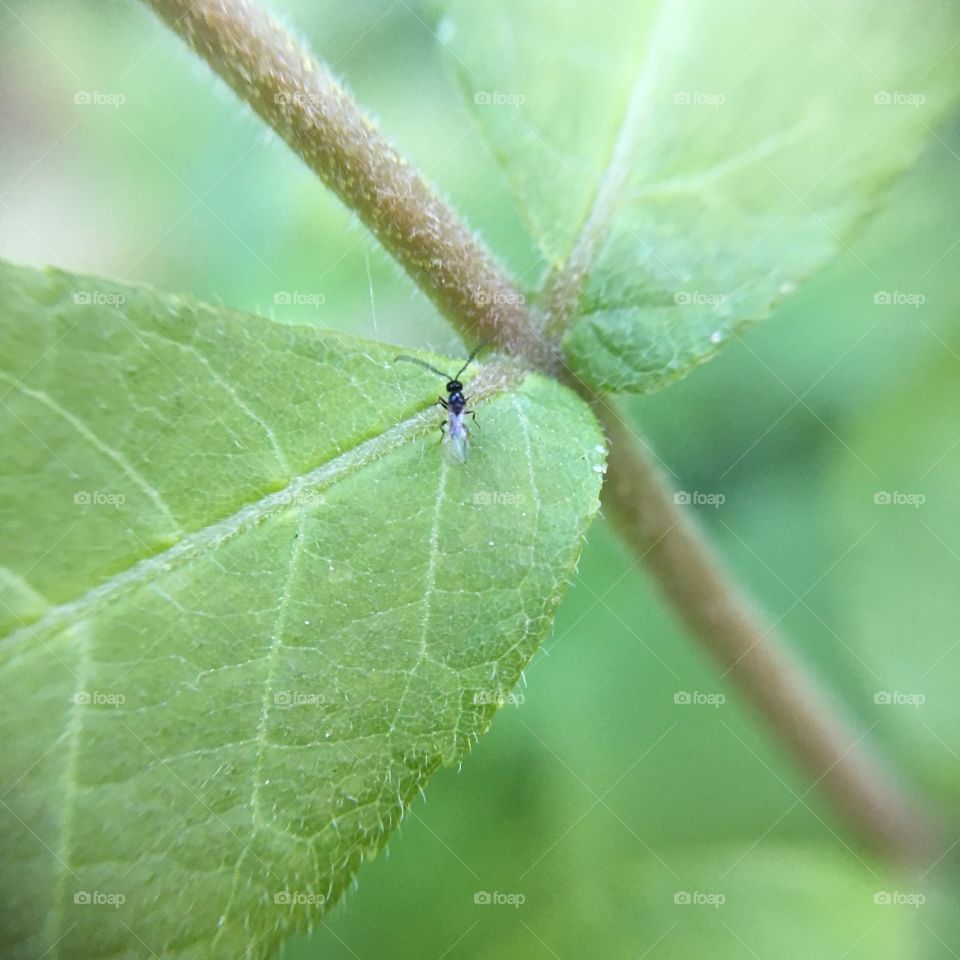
[442,0,960,391]
[0,260,604,959]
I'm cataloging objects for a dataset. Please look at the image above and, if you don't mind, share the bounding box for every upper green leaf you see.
[442,0,960,391]
[0,260,604,959]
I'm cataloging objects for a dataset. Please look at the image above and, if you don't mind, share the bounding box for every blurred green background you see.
[2,1,959,956]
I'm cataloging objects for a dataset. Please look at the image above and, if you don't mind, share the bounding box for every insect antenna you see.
[453,339,490,381]
[394,355,452,379]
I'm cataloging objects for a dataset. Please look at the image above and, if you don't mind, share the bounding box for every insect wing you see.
[443,410,469,463]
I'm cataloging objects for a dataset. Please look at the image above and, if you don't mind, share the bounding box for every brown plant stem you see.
[144,0,554,370]
[597,397,940,862]
[144,0,940,864]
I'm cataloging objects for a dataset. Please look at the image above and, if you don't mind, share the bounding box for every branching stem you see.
[144,0,940,864]
[144,0,554,370]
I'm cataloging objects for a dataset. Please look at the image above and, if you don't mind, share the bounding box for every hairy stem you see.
[145,0,938,863]
[144,0,553,370]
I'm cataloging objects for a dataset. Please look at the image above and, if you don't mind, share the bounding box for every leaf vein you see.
[214,515,305,939]
[0,371,183,535]
[0,407,439,651]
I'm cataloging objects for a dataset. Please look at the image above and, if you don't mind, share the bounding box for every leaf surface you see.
[443,0,960,390]
[0,261,604,959]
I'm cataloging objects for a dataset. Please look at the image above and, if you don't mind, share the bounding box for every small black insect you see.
[395,343,485,461]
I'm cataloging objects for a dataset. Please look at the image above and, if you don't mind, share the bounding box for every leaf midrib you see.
[541,0,676,335]
[1,400,453,651]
